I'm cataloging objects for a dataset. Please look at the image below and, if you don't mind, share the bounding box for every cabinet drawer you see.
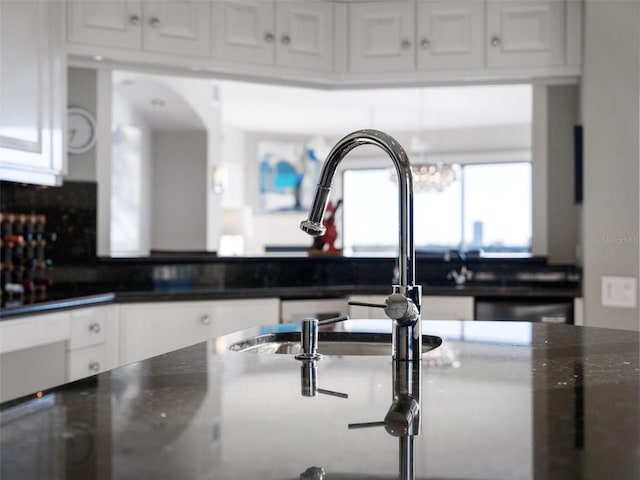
[69,307,107,350]
[280,298,348,323]
[0,312,70,354]
[422,296,474,321]
[120,302,217,365]
[67,345,107,382]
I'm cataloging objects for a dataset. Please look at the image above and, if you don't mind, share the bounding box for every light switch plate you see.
[601,276,637,308]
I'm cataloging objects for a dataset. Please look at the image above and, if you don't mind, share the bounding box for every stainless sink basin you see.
[228,331,442,356]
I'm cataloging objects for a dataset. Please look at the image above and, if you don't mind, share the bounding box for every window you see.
[342,162,531,255]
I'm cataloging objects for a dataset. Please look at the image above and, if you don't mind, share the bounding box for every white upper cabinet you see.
[212,1,334,72]
[275,1,334,71]
[0,0,65,186]
[416,1,485,71]
[67,0,210,57]
[143,1,210,56]
[67,0,142,50]
[486,0,565,68]
[64,0,581,86]
[348,1,415,73]
[211,1,275,66]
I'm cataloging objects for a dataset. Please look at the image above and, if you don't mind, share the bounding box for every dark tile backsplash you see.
[1,181,97,265]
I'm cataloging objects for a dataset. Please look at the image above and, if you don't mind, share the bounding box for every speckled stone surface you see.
[1,321,638,479]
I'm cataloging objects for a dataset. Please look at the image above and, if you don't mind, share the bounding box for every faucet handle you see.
[317,314,349,326]
[384,293,419,325]
[348,398,419,437]
[348,300,386,309]
[299,358,349,399]
[349,296,419,325]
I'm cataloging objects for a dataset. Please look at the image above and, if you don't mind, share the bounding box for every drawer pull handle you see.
[89,322,101,333]
[200,315,212,325]
[89,361,101,372]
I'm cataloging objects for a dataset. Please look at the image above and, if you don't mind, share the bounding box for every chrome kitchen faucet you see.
[300,129,422,362]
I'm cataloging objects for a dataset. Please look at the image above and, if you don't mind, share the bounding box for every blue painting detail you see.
[258,142,320,212]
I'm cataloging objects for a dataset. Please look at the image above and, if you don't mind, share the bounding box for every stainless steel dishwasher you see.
[475,297,574,324]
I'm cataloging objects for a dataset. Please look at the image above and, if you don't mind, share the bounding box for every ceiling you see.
[112,71,532,135]
[218,81,532,135]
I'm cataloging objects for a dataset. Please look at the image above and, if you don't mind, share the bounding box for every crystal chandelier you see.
[390,163,458,192]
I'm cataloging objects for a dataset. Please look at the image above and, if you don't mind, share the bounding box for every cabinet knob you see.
[150,17,161,28]
[401,39,411,50]
[129,15,140,26]
[264,33,275,44]
[200,315,212,326]
[420,38,430,49]
[490,36,502,47]
[281,35,291,46]
[89,322,101,334]
[89,361,101,372]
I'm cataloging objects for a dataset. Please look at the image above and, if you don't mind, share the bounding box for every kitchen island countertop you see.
[0,320,637,479]
[1,284,581,319]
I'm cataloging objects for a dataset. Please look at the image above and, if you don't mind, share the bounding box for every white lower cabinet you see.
[348,294,475,321]
[280,298,349,323]
[422,295,474,321]
[210,298,280,337]
[118,298,279,366]
[67,345,107,382]
[66,305,119,382]
[0,304,118,402]
[0,311,70,402]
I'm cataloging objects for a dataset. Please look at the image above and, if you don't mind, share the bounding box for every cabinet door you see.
[349,1,414,73]
[67,0,142,49]
[211,298,280,337]
[275,1,334,71]
[143,0,210,57]
[417,1,484,71]
[211,1,275,66]
[0,0,65,186]
[422,296,474,320]
[119,302,216,365]
[487,0,564,68]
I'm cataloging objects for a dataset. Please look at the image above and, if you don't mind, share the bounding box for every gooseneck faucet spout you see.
[300,129,422,361]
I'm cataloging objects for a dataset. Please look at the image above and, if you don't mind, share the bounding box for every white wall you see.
[111,91,153,256]
[152,131,208,251]
[146,76,223,251]
[542,85,581,265]
[66,68,98,182]
[581,1,640,330]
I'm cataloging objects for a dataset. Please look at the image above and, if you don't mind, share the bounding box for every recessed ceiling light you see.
[94,55,105,62]
[151,98,165,108]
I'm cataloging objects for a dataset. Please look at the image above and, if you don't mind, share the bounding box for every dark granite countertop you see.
[1,320,638,479]
[1,254,581,318]
[0,284,582,319]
